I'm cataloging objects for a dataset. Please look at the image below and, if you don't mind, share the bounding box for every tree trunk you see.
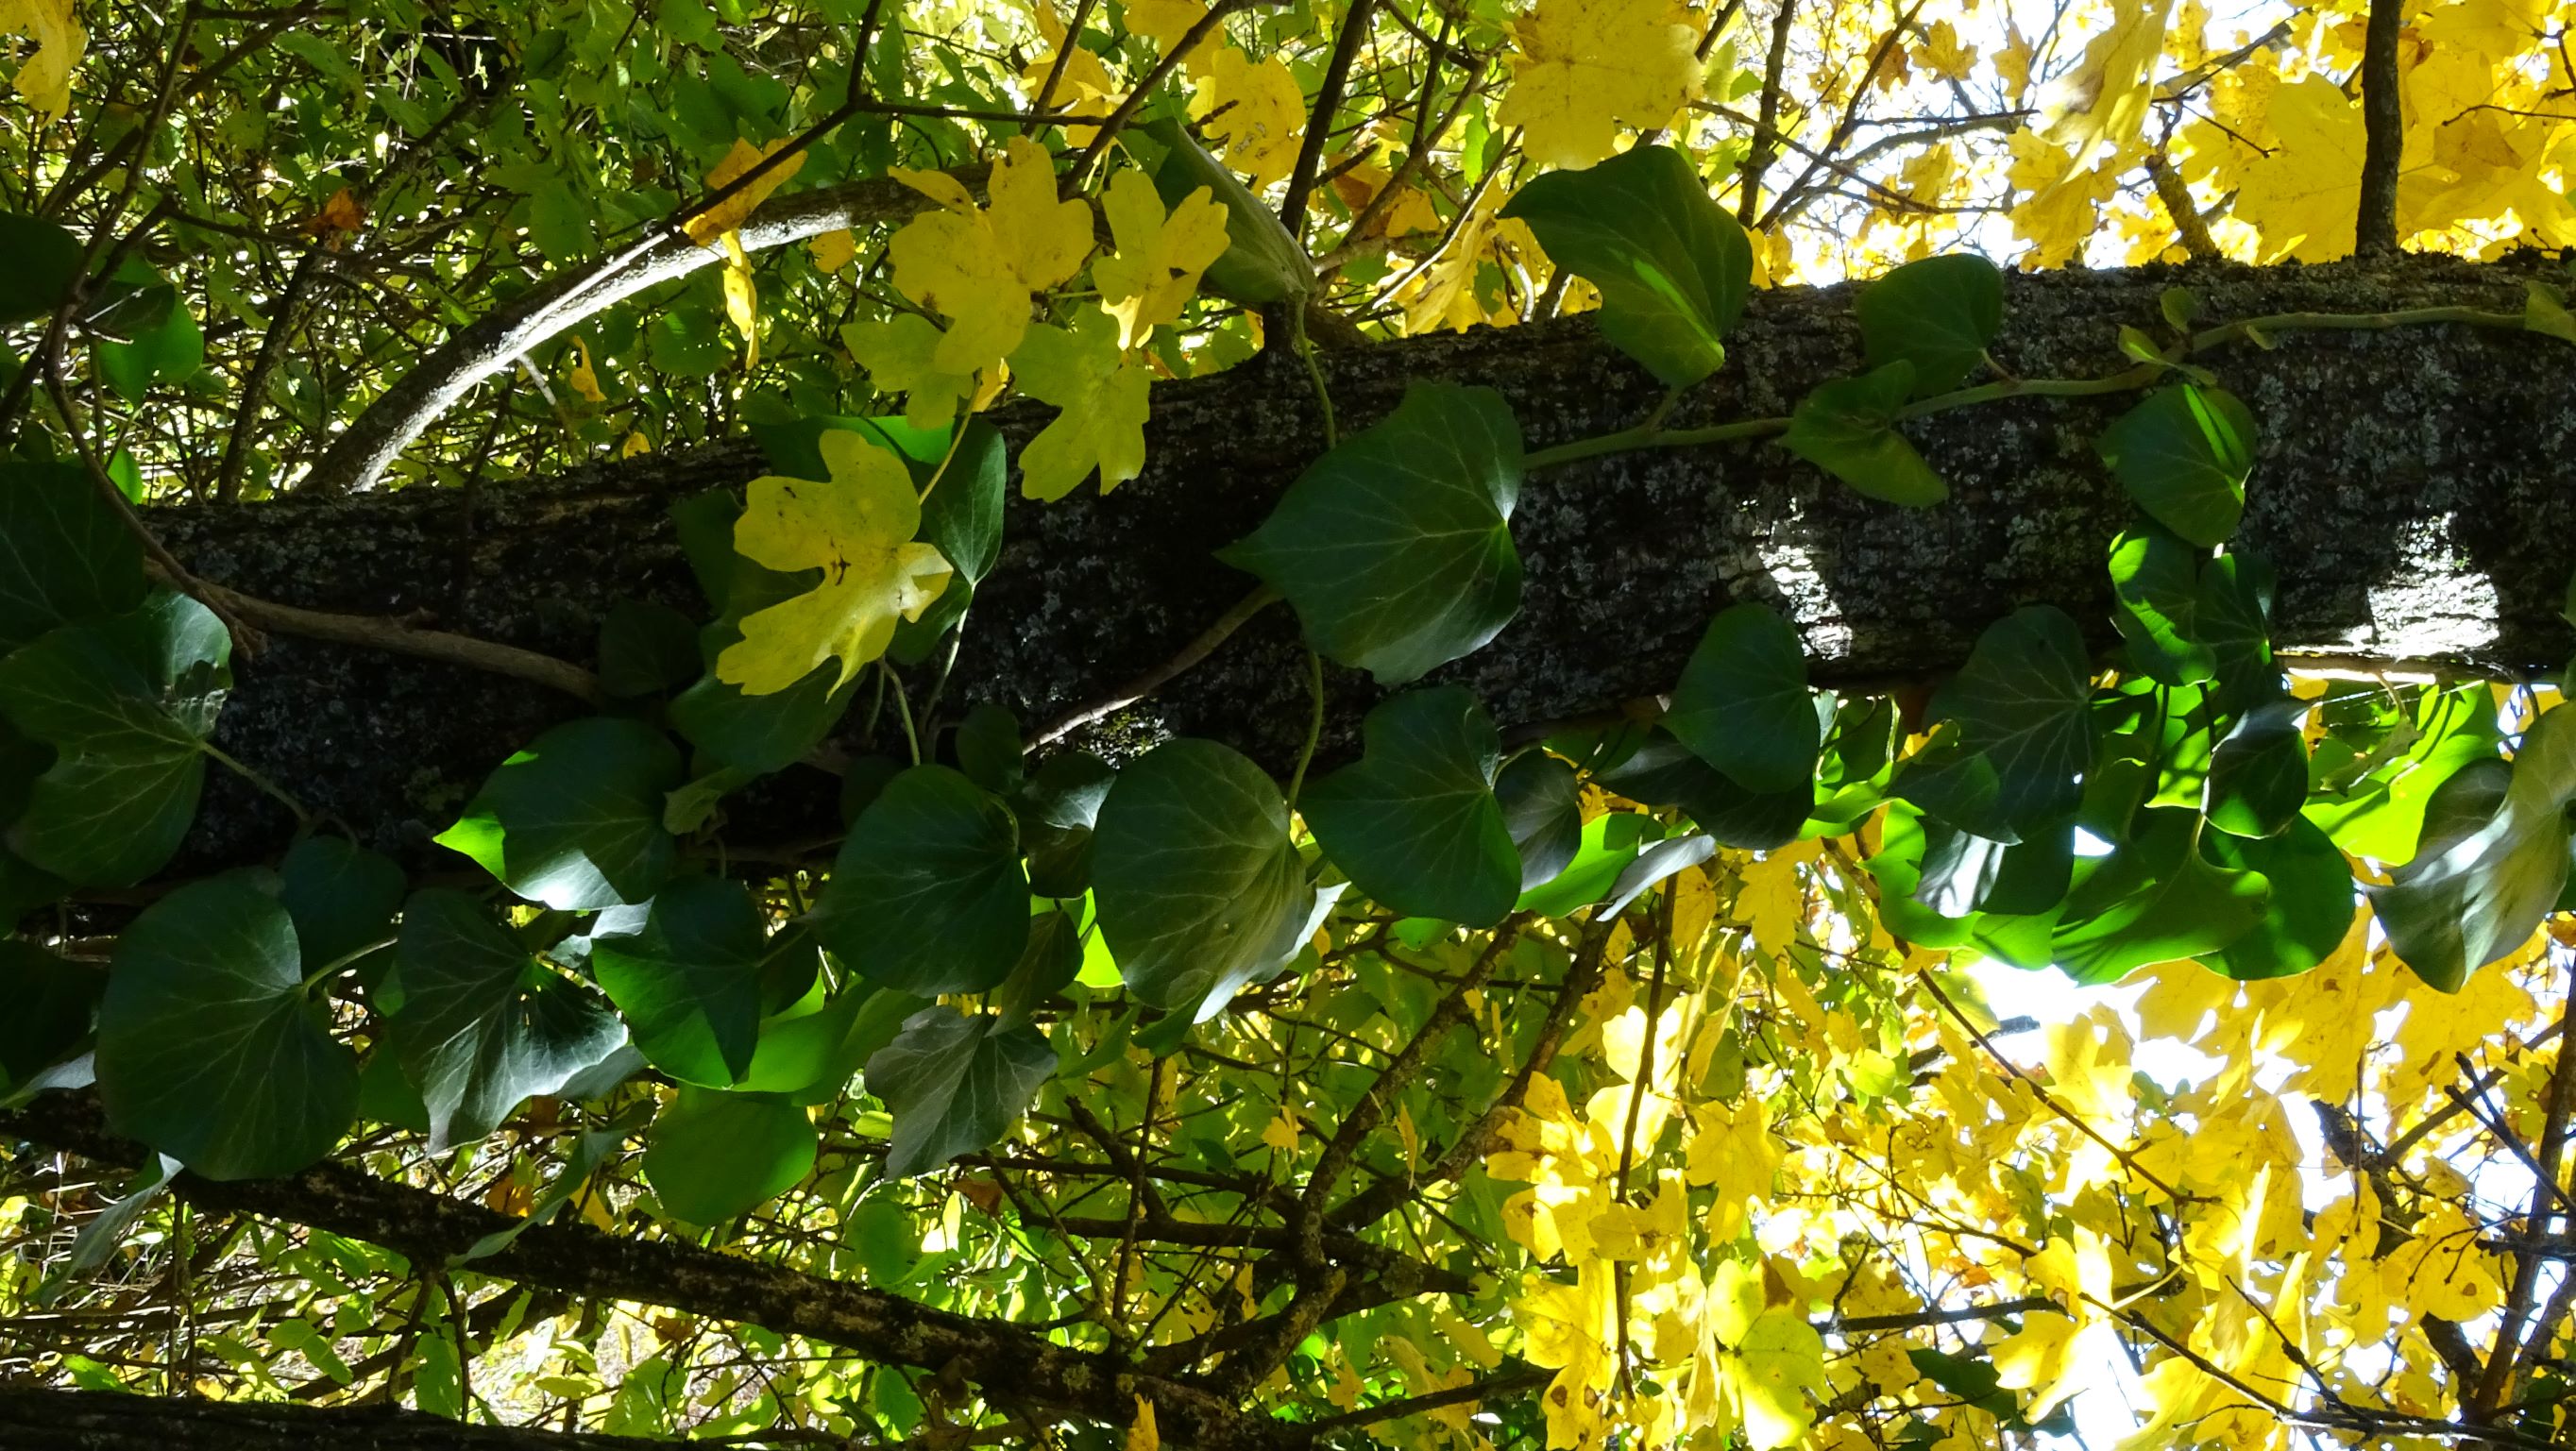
[154,253,2576,872]
[0,1386,699,1451]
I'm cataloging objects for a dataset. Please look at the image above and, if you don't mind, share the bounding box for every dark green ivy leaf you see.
[97,878,358,1179]
[813,765,1029,996]
[590,875,770,1087]
[1016,751,1115,899]
[1497,751,1584,892]
[2199,817,2357,981]
[392,889,630,1152]
[433,717,684,910]
[0,462,146,652]
[1497,143,1751,388]
[0,591,230,886]
[1666,602,1820,794]
[0,212,80,324]
[1855,253,2004,395]
[1896,605,2094,842]
[1221,382,1524,685]
[2096,384,2257,548]
[1303,686,1519,926]
[2197,551,2281,714]
[863,1007,1055,1177]
[641,1087,818,1223]
[1093,739,1313,1022]
[0,940,97,1093]
[1780,362,1947,506]
[1593,731,1809,850]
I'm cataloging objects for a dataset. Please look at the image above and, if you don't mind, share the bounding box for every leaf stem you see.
[1289,305,1337,449]
[301,935,399,995]
[199,741,313,828]
[882,662,922,766]
[1286,647,1325,808]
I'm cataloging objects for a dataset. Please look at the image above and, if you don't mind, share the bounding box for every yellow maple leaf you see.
[2417,0,2550,59]
[619,430,652,458]
[565,338,606,404]
[1126,1394,1158,1451]
[1261,1105,1298,1153]
[716,430,954,695]
[2034,0,2175,177]
[1991,1311,2086,1418]
[1094,170,1231,347]
[1125,0,1209,53]
[1712,1257,1825,1450]
[843,314,984,428]
[807,228,856,273]
[1,0,81,122]
[720,232,760,369]
[2234,75,2363,262]
[1916,18,1975,82]
[686,137,808,245]
[889,136,1093,375]
[1494,0,1702,170]
[1009,311,1152,500]
[1190,45,1305,189]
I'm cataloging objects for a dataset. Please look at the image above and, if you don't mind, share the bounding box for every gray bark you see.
[0,1386,706,1451]
[154,252,2576,872]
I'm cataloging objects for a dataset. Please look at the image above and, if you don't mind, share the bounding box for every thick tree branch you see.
[0,1385,715,1451]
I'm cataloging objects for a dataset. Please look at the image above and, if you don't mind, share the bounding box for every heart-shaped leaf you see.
[591,875,771,1087]
[1780,362,1946,506]
[1303,686,1519,926]
[813,764,1029,995]
[1667,603,1820,794]
[641,1087,818,1223]
[1897,605,2094,842]
[2097,384,2257,548]
[0,462,146,652]
[2369,706,2576,992]
[863,1007,1055,1177]
[434,717,683,910]
[1856,252,2004,395]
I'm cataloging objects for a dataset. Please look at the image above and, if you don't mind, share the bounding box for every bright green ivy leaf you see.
[1499,143,1751,388]
[2199,817,2356,980]
[434,716,684,910]
[2370,706,2576,992]
[2096,384,2257,548]
[2106,521,2217,687]
[2049,808,2269,985]
[641,1086,818,1223]
[1780,362,1947,506]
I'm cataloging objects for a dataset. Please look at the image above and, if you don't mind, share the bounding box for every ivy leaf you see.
[1303,686,1520,926]
[95,278,204,401]
[433,716,683,911]
[96,878,358,1180]
[896,416,1010,659]
[1666,603,1820,794]
[2106,522,2217,687]
[1856,253,2004,395]
[2206,698,2309,838]
[714,430,956,696]
[641,1087,819,1223]
[1594,731,1810,850]
[2199,817,2357,980]
[2196,551,2281,713]
[1498,144,1750,387]
[1222,382,1524,685]
[392,889,630,1152]
[1498,751,1584,892]
[278,835,405,977]
[0,591,230,886]
[1095,169,1231,348]
[0,939,97,1092]
[1781,362,1947,506]
[2370,705,2576,992]
[2049,808,2269,986]
[0,212,79,321]
[863,1006,1055,1177]
[1897,605,2094,842]
[1010,312,1153,501]
[1093,738,1313,1022]
[2096,384,2257,548]
[0,462,145,650]
[812,765,1031,996]
[740,987,924,1103]
[590,875,769,1088]
[1017,750,1116,899]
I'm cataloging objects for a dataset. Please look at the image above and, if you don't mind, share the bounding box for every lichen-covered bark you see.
[154,253,2576,869]
[0,1386,687,1451]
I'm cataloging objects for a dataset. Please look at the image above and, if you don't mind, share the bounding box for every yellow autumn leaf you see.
[1009,311,1152,501]
[1711,1257,1825,1450]
[715,430,955,696]
[1190,45,1305,189]
[686,137,808,245]
[1126,1394,1157,1451]
[1494,0,1701,170]
[1094,170,1231,347]
[2033,0,2174,178]
[889,135,1093,375]
[807,228,856,273]
[843,314,983,428]
[566,338,606,403]
[720,231,760,369]
[619,430,652,457]
[0,0,82,122]
[1125,0,1208,54]
[2234,75,2363,262]
[1261,1106,1298,1152]
[1991,1311,2085,1418]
